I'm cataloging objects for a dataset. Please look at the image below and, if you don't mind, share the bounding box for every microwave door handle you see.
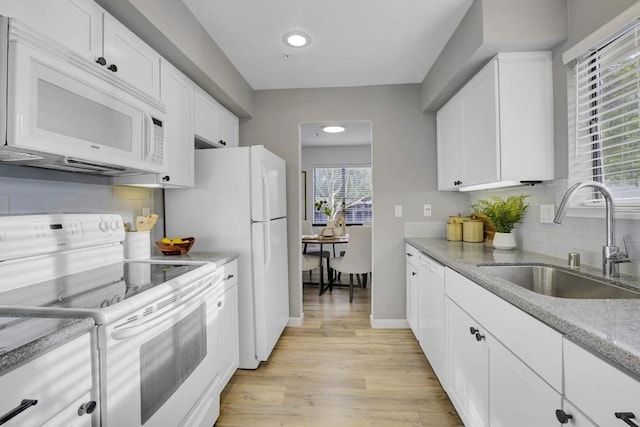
[142,112,152,161]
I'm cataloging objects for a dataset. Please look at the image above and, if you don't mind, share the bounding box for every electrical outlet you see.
[540,204,555,223]
[394,205,403,217]
[142,207,151,217]
[423,204,432,217]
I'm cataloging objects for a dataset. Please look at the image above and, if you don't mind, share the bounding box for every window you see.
[570,21,640,205]
[312,167,372,224]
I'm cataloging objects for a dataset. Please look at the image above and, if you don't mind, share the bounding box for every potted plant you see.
[471,194,529,250]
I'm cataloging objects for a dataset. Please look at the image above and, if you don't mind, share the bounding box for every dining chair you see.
[302,254,323,289]
[330,226,372,302]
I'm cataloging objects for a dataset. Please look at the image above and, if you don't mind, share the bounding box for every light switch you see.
[540,204,555,223]
[394,205,403,217]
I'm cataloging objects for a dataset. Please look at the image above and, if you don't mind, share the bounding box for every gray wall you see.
[240,85,469,322]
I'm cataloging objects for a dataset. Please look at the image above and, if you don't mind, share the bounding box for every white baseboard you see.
[369,315,409,329]
[288,314,304,327]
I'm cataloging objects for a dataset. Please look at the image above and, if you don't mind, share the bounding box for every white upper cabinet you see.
[194,87,239,149]
[0,0,103,60]
[437,52,554,191]
[115,60,195,187]
[2,0,160,99]
[101,13,161,99]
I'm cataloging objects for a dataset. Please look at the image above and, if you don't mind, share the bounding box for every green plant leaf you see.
[470,194,530,233]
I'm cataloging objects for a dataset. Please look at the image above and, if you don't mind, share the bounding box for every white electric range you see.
[0,213,221,427]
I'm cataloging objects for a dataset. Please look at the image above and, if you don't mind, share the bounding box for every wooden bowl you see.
[155,237,196,255]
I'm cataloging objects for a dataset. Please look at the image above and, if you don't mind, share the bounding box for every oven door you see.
[99,275,220,427]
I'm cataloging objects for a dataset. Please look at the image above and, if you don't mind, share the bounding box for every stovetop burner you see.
[0,261,205,310]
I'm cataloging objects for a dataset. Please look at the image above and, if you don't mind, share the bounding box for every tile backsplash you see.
[472,180,640,278]
[0,175,161,236]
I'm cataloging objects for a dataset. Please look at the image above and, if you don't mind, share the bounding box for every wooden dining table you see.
[302,234,349,295]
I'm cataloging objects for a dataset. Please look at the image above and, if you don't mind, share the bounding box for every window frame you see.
[568,20,640,209]
[311,165,372,226]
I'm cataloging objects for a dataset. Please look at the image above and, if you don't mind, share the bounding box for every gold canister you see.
[446,222,463,241]
[463,219,484,243]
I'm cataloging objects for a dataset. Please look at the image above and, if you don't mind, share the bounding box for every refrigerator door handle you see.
[264,222,272,268]
[261,164,271,220]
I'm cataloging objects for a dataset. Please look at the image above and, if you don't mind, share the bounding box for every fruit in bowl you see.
[155,237,195,255]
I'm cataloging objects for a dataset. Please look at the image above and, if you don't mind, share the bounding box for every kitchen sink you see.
[477,264,640,299]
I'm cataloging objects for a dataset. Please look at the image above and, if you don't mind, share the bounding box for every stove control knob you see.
[98,221,109,232]
[110,221,119,231]
[77,400,97,416]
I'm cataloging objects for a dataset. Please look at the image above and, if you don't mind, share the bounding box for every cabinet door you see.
[41,392,94,427]
[220,107,239,148]
[405,254,419,338]
[564,339,640,426]
[489,337,561,427]
[194,88,222,147]
[159,60,195,187]
[218,279,239,390]
[418,254,446,385]
[556,399,598,427]
[461,59,499,186]
[436,94,464,190]
[446,297,489,427]
[0,0,102,61]
[102,13,161,99]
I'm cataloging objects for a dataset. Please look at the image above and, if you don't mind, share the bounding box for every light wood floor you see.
[216,274,463,426]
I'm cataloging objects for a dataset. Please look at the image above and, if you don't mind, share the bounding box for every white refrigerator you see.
[165,145,289,369]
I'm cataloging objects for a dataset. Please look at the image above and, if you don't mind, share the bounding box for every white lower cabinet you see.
[446,298,489,427]
[556,399,598,427]
[564,338,640,427]
[217,260,239,391]
[405,245,419,338]
[0,332,95,427]
[444,268,563,427]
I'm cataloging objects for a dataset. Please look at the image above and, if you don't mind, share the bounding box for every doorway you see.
[299,121,373,316]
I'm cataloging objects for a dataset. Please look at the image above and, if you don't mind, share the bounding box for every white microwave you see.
[0,17,165,176]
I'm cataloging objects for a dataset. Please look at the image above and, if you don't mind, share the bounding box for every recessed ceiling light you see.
[283,31,311,48]
[322,125,345,134]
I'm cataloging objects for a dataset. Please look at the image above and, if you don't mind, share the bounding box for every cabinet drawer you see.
[564,338,640,426]
[445,268,562,391]
[222,260,238,289]
[0,333,93,427]
[405,244,419,259]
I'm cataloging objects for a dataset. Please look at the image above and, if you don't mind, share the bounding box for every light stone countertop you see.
[150,249,238,266]
[0,315,94,376]
[405,237,640,379]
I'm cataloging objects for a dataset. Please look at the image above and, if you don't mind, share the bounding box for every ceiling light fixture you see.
[322,125,346,134]
[283,31,311,48]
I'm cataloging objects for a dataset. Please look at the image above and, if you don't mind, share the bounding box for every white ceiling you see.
[300,121,372,147]
[182,0,473,90]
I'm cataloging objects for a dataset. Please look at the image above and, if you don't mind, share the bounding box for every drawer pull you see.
[412,272,417,276]
[555,409,573,424]
[0,399,38,425]
[475,332,485,341]
[615,412,639,427]
[406,253,413,257]
[225,274,235,281]
[469,327,479,335]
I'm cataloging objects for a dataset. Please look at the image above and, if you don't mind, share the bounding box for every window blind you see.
[312,167,372,224]
[572,21,640,204]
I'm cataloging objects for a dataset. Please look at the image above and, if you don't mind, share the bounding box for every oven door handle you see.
[111,283,219,341]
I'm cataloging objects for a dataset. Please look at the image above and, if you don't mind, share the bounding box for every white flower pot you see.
[492,232,516,250]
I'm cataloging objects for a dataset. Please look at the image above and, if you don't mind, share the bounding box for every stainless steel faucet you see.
[554,181,632,277]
